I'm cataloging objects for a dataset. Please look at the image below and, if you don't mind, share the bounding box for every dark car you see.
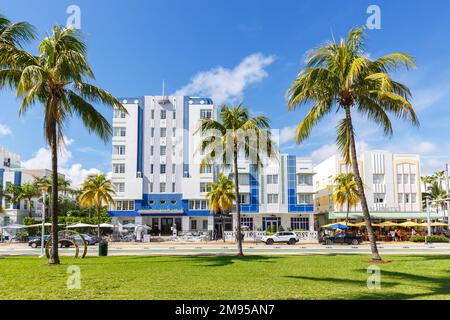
[80,234,97,245]
[320,232,362,245]
[28,235,76,248]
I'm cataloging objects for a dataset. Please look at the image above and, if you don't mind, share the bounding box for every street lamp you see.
[38,186,48,258]
[425,197,431,237]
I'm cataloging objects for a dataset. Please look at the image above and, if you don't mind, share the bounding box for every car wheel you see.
[288,238,296,245]
[31,243,37,249]
[325,239,333,245]
[266,239,274,245]
[351,239,360,246]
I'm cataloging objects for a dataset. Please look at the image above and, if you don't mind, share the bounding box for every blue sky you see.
[1,0,450,185]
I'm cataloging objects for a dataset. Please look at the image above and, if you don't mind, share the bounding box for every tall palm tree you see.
[0,26,125,265]
[3,183,22,209]
[79,174,115,240]
[332,173,361,223]
[421,175,436,196]
[197,104,276,256]
[287,27,418,262]
[425,181,447,214]
[18,181,40,217]
[206,173,236,242]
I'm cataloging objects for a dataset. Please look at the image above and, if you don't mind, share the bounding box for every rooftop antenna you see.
[159,80,170,105]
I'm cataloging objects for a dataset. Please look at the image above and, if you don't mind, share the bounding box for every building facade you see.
[108,96,315,235]
[313,150,427,223]
[0,147,51,225]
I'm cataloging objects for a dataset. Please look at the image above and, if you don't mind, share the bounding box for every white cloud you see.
[410,141,437,155]
[21,137,104,188]
[0,124,12,136]
[174,53,276,105]
[278,125,297,146]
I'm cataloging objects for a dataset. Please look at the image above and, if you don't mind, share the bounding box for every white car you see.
[261,232,299,245]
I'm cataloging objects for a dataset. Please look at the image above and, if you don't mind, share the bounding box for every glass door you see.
[160,218,174,235]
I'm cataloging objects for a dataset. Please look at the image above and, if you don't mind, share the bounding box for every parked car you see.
[261,232,299,245]
[80,234,97,245]
[28,235,50,248]
[320,232,362,245]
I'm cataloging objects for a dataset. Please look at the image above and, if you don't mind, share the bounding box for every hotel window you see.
[116,200,134,211]
[405,193,410,204]
[200,182,212,193]
[113,109,126,119]
[240,217,254,230]
[202,220,208,230]
[267,194,279,204]
[398,193,404,204]
[113,163,125,174]
[160,183,166,193]
[200,109,212,119]
[150,146,154,156]
[397,174,402,185]
[150,183,153,193]
[172,128,176,137]
[114,183,125,193]
[403,174,409,184]
[172,164,176,174]
[150,164,154,174]
[374,194,385,203]
[113,145,126,155]
[291,217,309,231]
[160,164,166,174]
[113,127,126,137]
[173,111,176,120]
[191,220,197,230]
[297,193,313,204]
[373,174,384,184]
[410,174,416,184]
[189,200,208,210]
[267,175,279,185]
[172,148,176,156]
[160,127,167,138]
[297,174,313,186]
[239,194,250,205]
[200,165,212,174]
[150,128,155,137]
[411,193,417,204]
[160,146,166,156]
[161,110,167,120]
[172,183,176,193]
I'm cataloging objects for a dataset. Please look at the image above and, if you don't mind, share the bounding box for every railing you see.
[223,231,318,242]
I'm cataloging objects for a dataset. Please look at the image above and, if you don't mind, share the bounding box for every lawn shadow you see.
[176,254,281,267]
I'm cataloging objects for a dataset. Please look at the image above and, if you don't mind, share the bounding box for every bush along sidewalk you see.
[409,235,449,243]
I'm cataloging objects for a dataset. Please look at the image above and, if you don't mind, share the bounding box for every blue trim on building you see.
[287,156,314,213]
[138,194,184,211]
[137,99,144,174]
[181,200,212,217]
[183,97,190,176]
[187,97,214,105]
[108,211,140,217]
[240,165,259,213]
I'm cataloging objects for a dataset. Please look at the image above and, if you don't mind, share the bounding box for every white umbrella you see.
[26,223,53,228]
[66,223,97,228]
[122,223,137,228]
[99,223,115,228]
[3,224,27,229]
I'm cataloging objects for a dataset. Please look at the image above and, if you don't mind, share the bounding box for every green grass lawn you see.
[0,255,449,300]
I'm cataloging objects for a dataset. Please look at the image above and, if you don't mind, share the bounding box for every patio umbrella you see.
[98,223,115,228]
[66,223,97,228]
[26,223,53,228]
[321,222,354,228]
[398,222,420,228]
[373,221,400,228]
[2,224,27,229]
[327,223,349,230]
[122,223,137,228]
[352,222,367,228]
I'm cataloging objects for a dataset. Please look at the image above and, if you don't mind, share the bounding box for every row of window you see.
[398,193,418,204]
[150,109,176,120]
[114,108,212,121]
[149,182,177,193]
[150,127,177,138]
[265,174,313,186]
[397,174,416,185]
[115,200,135,211]
[240,217,309,231]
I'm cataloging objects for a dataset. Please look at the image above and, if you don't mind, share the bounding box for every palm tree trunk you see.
[97,206,101,240]
[346,201,350,224]
[29,199,32,218]
[233,150,243,256]
[221,212,226,243]
[49,122,60,265]
[345,106,382,262]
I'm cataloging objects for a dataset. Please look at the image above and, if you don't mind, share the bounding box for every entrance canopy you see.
[329,211,444,220]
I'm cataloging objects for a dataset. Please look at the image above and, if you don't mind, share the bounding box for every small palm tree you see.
[197,104,276,256]
[332,173,361,223]
[79,174,115,241]
[3,183,22,209]
[287,27,418,262]
[0,26,125,265]
[421,175,436,195]
[425,181,447,214]
[206,173,236,242]
[18,182,40,217]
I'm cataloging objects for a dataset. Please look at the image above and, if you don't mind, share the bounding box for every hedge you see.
[409,235,449,243]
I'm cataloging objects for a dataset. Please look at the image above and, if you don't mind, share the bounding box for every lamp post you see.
[426,197,431,237]
[38,188,47,258]
[445,164,450,238]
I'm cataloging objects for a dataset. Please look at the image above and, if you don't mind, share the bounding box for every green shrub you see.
[278,225,285,232]
[410,235,449,243]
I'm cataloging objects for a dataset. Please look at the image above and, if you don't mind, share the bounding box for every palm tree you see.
[206,173,236,242]
[197,104,276,256]
[287,27,418,262]
[0,26,125,265]
[425,181,447,214]
[434,171,446,189]
[18,182,40,217]
[3,183,22,209]
[332,173,361,223]
[79,174,115,241]
[0,14,35,47]
[421,175,435,195]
